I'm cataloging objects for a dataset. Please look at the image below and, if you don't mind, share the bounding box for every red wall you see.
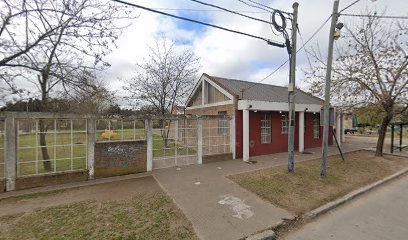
[235,111,332,159]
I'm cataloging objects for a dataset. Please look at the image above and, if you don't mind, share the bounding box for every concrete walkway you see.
[153,139,370,240]
[285,173,408,240]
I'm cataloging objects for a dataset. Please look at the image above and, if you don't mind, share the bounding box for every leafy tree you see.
[306,14,408,156]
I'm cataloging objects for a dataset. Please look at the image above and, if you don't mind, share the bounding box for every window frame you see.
[313,113,320,139]
[281,112,289,134]
[218,111,227,135]
[261,112,271,144]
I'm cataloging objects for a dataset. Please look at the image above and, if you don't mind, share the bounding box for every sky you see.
[103,0,408,102]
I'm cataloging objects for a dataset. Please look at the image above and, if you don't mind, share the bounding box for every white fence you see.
[1,112,234,191]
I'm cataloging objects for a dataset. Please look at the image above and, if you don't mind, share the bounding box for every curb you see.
[246,230,276,240]
[303,166,408,220]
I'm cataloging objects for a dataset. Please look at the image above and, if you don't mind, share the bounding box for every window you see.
[281,112,289,134]
[218,111,227,135]
[261,112,271,144]
[313,113,320,139]
[205,82,230,104]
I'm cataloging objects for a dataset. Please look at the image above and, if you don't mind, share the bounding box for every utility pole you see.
[321,0,340,177]
[288,2,298,172]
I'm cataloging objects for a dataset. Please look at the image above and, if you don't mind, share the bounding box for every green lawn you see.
[14,128,197,175]
[229,150,408,215]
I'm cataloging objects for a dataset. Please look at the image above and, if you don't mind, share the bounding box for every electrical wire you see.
[340,13,408,20]
[243,0,292,16]
[152,8,269,13]
[243,16,331,91]
[338,0,361,14]
[237,0,272,14]
[188,0,271,25]
[111,0,285,47]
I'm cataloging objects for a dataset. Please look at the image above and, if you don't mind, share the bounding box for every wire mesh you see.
[202,117,230,156]
[96,119,145,142]
[16,118,87,176]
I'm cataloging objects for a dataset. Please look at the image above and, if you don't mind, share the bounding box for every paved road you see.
[285,174,408,240]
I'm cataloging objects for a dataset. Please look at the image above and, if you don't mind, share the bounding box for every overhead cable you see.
[111,0,285,48]
[340,13,408,20]
[188,0,271,25]
[244,16,331,91]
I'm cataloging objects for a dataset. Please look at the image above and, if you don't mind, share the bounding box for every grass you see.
[0,192,197,240]
[229,150,408,215]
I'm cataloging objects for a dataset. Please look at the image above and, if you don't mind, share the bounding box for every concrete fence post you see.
[174,119,179,166]
[197,118,203,164]
[87,118,96,180]
[146,118,153,171]
[5,113,16,191]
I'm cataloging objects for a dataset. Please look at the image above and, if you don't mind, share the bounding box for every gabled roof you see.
[204,73,323,105]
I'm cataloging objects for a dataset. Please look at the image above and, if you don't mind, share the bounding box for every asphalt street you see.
[285,174,408,240]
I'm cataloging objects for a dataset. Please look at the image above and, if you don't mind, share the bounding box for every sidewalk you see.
[153,140,369,240]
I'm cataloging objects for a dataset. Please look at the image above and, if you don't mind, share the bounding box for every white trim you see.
[243,108,249,162]
[185,100,233,110]
[299,111,305,153]
[237,100,322,113]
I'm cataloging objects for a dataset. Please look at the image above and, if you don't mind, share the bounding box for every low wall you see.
[203,153,233,164]
[94,140,147,178]
[15,171,88,190]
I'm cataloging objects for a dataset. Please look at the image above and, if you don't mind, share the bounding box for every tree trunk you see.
[39,73,52,171]
[39,119,52,171]
[375,112,393,156]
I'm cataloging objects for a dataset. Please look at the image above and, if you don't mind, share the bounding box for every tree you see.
[125,38,200,146]
[1,0,134,171]
[125,38,200,115]
[306,14,408,156]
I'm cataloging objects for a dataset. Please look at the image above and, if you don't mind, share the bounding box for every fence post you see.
[174,119,178,166]
[230,115,236,159]
[146,118,153,171]
[87,118,96,180]
[197,118,203,164]
[5,113,16,191]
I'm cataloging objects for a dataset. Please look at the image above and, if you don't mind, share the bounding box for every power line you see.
[111,0,285,47]
[244,16,331,91]
[338,0,361,14]
[188,0,271,25]
[340,13,408,20]
[237,0,272,14]
[152,8,268,13]
[239,0,292,16]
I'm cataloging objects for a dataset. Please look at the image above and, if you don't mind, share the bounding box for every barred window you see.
[281,112,289,134]
[218,111,227,135]
[261,112,271,144]
[313,114,320,139]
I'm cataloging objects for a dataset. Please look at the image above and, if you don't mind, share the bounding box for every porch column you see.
[336,112,341,146]
[243,109,249,162]
[299,111,305,153]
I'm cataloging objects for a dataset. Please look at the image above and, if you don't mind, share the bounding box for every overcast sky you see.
[103,0,407,100]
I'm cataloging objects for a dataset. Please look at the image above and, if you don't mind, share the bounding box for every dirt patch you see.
[229,150,408,215]
[0,176,197,240]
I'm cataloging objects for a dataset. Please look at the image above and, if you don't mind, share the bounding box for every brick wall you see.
[15,171,88,190]
[94,141,147,178]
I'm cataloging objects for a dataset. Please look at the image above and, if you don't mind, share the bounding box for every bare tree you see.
[125,38,200,146]
[306,14,408,156]
[1,0,134,171]
[126,38,200,114]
